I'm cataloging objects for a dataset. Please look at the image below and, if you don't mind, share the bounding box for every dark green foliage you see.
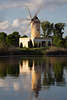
[53,36,64,47]
[41,21,65,39]
[28,39,33,48]
[53,23,65,38]
[41,21,53,37]
[6,31,20,47]
[20,43,23,48]
[0,32,7,42]
[21,35,28,38]
[64,36,67,48]
[34,42,38,48]
[0,32,7,50]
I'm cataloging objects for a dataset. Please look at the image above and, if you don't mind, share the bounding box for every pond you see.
[0,56,67,100]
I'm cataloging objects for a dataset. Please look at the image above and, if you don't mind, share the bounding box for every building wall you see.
[19,37,52,48]
[19,38,30,48]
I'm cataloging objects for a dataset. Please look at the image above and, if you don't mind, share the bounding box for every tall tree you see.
[0,32,7,49]
[0,32,7,42]
[41,21,53,37]
[53,23,65,38]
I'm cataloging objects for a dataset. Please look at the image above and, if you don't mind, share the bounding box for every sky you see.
[0,0,67,37]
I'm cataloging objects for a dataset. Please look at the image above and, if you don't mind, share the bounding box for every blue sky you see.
[0,0,67,37]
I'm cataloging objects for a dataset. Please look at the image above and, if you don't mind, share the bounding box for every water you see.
[0,56,67,100]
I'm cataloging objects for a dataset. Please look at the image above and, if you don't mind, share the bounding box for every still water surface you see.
[0,56,67,100]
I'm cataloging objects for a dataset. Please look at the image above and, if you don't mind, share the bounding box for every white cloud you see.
[0,0,67,11]
[12,18,29,27]
[0,18,31,35]
[0,21,9,30]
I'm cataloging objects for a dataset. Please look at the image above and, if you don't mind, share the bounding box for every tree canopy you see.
[6,31,20,47]
[41,21,65,38]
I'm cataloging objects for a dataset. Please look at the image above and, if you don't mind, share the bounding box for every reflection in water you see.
[19,57,66,97]
[0,57,67,100]
[0,58,19,77]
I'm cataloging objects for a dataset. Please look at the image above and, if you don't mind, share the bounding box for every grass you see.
[0,46,67,56]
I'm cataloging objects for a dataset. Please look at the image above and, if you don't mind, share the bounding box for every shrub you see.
[28,40,33,48]
[53,36,64,47]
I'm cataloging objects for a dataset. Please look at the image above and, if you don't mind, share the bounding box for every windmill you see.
[24,7,41,38]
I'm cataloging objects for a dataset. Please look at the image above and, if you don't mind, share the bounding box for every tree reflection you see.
[0,63,7,78]
[7,64,19,77]
[53,62,65,86]
[0,59,19,78]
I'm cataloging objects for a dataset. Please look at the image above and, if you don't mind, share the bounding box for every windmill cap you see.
[31,16,40,23]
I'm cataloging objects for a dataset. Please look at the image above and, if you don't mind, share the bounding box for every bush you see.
[20,43,23,48]
[53,36,64,47]
[28,40,33,48]
[64,40,67,48]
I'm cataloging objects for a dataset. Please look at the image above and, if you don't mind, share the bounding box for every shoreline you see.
[0,47,67,57]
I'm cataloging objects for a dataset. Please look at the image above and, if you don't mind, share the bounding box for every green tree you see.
[0,32,7,49]
[53,36,64,47]
[41,21,65,39]
[6,31,20,47]
[41,21,53,37]
[53,23,65,38]
[21,35,28,38]
[64,36,67,48]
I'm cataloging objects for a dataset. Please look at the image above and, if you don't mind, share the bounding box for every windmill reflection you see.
[20,57,66,97]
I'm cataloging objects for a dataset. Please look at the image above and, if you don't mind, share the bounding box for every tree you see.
[64,36,67,48]
[6,32,20,47]
[53,36,64,47]
[41,21,53,37]
[22,35,28,38]
[0,32,7,42]
[53,23,65,38]
[41,21,65,39]
[0,32,7,49]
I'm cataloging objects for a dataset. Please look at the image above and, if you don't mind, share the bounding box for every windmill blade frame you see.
[25,6,32,19]
[34,5,42,17]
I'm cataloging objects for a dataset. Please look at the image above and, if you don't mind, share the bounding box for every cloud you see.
[0,18,31,35]
[0,21,9,30]
[0,0,67,11]
[12,18,29,27]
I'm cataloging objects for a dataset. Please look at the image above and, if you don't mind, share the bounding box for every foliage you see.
[0,32,7,49]
[20,43,23,48]
[28,39,33,48]
[53,36,64,47]
[41,21,65,39]
[53,23,65,38]
[0,32,7,42]
[41,21,53,37]
[21,35,28,38]
[6,31,20,47]
[64,36,67,48]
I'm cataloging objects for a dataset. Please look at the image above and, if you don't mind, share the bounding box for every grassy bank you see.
[46,47,67,56]
[0,47,46,56]
[0,46,67,56]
